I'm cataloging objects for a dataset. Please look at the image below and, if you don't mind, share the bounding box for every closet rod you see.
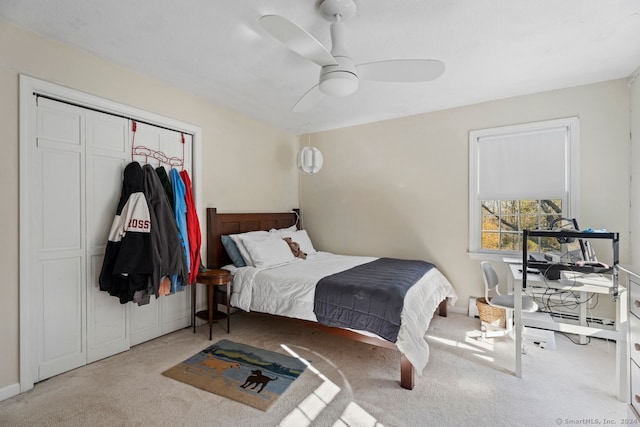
[34,93,194,138]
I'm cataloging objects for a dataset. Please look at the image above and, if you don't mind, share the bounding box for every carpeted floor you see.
[0,311,631,427]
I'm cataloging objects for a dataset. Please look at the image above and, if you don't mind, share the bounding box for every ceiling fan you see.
[259,0,445,112]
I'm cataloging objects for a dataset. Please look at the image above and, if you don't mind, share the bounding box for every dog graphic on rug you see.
[199,353,240,377]
[240,369,277,393]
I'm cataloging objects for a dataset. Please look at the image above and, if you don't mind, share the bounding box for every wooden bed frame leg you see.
[400,354,414,390]
[438,299,448,317]
[398,298,446,389]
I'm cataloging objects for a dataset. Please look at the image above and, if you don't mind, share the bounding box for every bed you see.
[205,208,457,389]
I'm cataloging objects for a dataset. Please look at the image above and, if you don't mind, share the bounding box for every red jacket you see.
[180,170,202,284]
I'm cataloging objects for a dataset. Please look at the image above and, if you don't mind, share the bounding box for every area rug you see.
[162,339,308,411]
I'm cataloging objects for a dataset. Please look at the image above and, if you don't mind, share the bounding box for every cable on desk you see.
[524,271,601,346]
[559,332,592,345]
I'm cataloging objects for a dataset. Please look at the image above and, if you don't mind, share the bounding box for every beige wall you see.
[0,20,298,391]
[301,79,631,316]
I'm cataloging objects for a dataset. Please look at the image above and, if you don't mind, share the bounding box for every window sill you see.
[467,251,522,262]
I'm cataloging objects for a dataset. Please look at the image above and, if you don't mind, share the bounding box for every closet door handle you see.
[634,300,640,308]
[635,343,640,352]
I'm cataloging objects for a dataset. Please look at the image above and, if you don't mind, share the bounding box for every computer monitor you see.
[550,218,587,263]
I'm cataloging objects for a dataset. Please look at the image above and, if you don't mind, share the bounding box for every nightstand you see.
[192,269,231,340]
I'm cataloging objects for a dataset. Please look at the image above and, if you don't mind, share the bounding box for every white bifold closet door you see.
[30,97,192,382]
[127,120,193,347]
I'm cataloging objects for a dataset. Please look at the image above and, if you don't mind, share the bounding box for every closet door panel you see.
[132,123,162,165]
[85,112,131,363]
[86,149,128,248]
[37,99,81,147]
[159,126,188,168]
[183,133,193,172]
[38,256,85,380]
[39,148,82,251]
[156,127,192,334]
[127,122,165,341]
[132,122,191,169]
[129,298,162,346]
[86,111,128,153]
[33,99,87,382]
[166,131,192,334]
[161,291,191,334]
[130,122,193,338]
[87,254,128,363]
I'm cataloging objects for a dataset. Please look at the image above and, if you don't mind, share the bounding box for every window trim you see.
[468,117,580,256]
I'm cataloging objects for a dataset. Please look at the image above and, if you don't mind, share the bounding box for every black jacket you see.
[99,162,153,303]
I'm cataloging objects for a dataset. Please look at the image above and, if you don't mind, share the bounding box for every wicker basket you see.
[476,297,506,328]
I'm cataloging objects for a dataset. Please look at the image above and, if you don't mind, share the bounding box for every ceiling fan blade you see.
[292,84,325,112]
[357,59,445,82]
[260,15,337,67]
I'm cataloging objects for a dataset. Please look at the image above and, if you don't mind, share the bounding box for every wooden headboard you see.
[206,208,299,269]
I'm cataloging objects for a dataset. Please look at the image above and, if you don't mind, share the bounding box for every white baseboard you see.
[0,382,20,402]
[448,305,466,315]
[467,296,479,317]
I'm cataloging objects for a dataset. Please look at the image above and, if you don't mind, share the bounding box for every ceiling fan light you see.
[319,71,358,96]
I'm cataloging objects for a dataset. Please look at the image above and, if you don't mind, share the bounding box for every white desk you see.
[508,263,627,401]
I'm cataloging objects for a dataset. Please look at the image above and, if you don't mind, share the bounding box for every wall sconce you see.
[299,146,323,174]
[299,125,323,174]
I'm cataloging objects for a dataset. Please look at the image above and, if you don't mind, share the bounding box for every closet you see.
[22,86,197,386]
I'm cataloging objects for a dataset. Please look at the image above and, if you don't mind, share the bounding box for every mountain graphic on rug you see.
[162,339,308,411]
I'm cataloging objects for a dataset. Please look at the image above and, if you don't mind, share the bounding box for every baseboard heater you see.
[522,310,619,341]
[538,310,615,327]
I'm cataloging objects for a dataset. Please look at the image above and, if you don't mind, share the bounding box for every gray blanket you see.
[313,257,435,342]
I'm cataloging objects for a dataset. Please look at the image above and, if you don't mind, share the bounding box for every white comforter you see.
[228,252,457,374]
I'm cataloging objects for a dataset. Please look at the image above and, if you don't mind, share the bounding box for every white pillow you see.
[240,235,295,268]
[279,229,317,255]
[221,264,238,274]
[230,230,269,266]
[269,225,298,235]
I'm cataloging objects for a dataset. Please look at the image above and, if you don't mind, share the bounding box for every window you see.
[481,199,564,252]
[469,118,579,255]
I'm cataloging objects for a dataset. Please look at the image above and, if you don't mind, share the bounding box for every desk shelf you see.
[522,229,620,300]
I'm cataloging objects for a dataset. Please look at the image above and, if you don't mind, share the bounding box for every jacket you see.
[99,162,153,304]
[170,168,190,292]
[181,170,202,284]
[143,164,189,296]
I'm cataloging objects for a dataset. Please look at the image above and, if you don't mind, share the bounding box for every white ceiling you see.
[1,0,640,134]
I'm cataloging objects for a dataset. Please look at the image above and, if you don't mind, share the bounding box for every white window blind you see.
[468,117,580,256]
[476,127,568,200]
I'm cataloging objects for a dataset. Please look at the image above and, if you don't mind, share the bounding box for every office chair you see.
[480,261,539,346]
